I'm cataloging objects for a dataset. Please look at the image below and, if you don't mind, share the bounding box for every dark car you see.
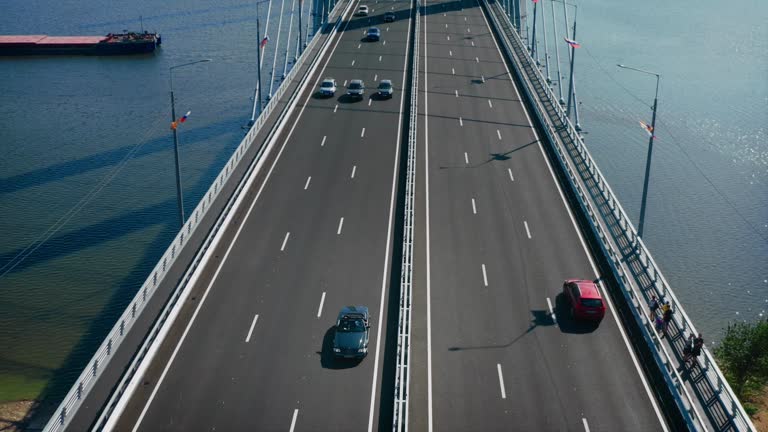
[366,27,381,41]
[333,306,370,358]
[562,279,606,322]
[384,11,396,22]
[377,79,394,98]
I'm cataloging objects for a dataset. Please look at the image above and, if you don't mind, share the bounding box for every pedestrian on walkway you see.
[655,314,665,338]
[648,295,660,320]
[682,333,695,365]
[662,305,674,333]
[661,300,671,316]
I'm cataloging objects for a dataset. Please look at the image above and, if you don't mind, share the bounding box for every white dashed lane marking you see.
[497,364,507,399]
[337,217,345,235]
[361,127,366,137]
[471,198,477,214]
[245,314,259,343]
[351,165,357,178]
[497,129,502,140]
[321,136,327,146]
[507,168,514,181]
[280,232,290,251]
[317,292,326,318]
[482,264,489,286]
[464,152,469,164]
[304,176,312,190]
[524,221,532,238]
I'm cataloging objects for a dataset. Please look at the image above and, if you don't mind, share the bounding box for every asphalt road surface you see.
[407,0,669,430]
[112,0,413,430]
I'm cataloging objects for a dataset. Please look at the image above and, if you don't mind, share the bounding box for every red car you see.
[562,279,606,321]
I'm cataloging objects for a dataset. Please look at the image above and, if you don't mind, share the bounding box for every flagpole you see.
[541,0,550,83]
[617,64,661,238]
[169,59,211,228]
[551,0,564,103]
[530,1,538,60]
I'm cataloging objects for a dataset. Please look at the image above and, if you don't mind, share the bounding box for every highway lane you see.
[111,0,413,430]
[411,0,668,430]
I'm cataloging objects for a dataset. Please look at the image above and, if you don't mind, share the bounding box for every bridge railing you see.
[392,0,419,430]
[480,0,754,431]
[42,6,351,431]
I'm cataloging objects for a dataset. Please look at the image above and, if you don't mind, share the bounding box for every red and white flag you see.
[260,35,270,48]
[639,120,655,138]
[564,37,581,48]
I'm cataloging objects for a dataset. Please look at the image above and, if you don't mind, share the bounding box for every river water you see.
[0,0,765,418]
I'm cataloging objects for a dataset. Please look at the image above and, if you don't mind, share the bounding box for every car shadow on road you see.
[313,92,335,100]
[317,325,363,369]
[447,310,555,351]
[554,293,601,334]
[337,94,364,104]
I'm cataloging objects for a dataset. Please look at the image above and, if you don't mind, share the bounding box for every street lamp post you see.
[617,64,661,238]
[169,59,212,228]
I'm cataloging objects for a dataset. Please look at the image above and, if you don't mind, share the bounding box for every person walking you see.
[654,314,665,338]
[648,295,660,320]
[682,333,695,365]
[662,304,674,334]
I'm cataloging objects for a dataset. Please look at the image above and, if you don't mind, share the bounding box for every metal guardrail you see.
[43,9,343,432]
[392,0,420,430]
[481,1,755,431]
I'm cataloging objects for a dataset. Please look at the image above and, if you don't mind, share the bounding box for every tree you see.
[714,320,768,400]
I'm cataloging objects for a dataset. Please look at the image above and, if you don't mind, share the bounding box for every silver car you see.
[377,79,393,98]
[347,79,365,99]
[319,78,337,96]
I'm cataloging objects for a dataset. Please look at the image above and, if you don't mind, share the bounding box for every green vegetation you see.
[714,319,768,416]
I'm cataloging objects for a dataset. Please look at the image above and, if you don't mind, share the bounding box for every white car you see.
[357,5,369,15]
[319,78,337,96]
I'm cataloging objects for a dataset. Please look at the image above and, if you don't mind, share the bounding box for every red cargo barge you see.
[0,32,161,56]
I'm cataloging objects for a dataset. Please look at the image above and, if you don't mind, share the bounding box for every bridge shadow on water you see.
[17,128,240,429]
[0,117,239,196]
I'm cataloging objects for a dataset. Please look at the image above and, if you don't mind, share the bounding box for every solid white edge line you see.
[280,232,291,251]
[507,168,514,181]
[337,217,345,235]
[471,198,477,214]
[317,292,326,318]
[367,0,413,428]
[524,220,531,239]
[245,314,259,343]
[497,363,507,399]
[582,417,591,432]
[304,176,311,190]
[424,1,433,429]
[482,264,488,287]
[123,5,358,429]
[289,409,299,432]
[351,165,357,178]
[478,6,668,430]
